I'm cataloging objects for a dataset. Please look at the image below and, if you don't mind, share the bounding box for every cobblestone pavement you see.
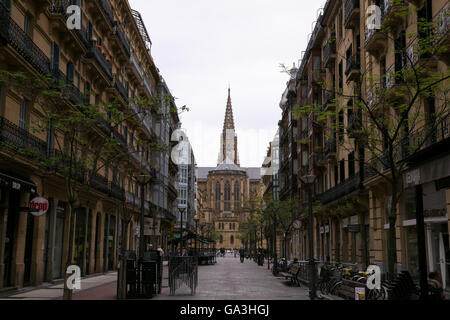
[154,255,310,300]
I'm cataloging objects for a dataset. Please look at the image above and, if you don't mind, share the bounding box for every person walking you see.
[239,248,245,263]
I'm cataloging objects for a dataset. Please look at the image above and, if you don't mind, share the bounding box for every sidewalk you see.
[0,272,118,300]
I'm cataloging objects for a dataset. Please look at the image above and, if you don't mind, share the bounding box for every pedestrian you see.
[157,246,164,259]
[428,270,445,300]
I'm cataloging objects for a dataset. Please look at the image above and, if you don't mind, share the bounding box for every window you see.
[338,110,344,142]
[224,181,231,211]
[67,62,75,84]
[24,13,33,37]
[230,235,234,245]
[19,100,28,130]
[348,152,355,177]
[215,182,221,210]
[84,82,91,104]
[234,181,240,208]
[340,159,345,183]
[51,43,60,74]
[339,60,343,89]
[338,9,343,39]
[334,165,339,187]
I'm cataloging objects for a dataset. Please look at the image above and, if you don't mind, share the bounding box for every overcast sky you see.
[129,0,325,167]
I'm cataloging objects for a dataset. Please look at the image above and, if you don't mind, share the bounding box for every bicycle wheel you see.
[330,281,343,296]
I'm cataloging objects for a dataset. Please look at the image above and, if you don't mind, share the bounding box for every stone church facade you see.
[196,89,262,249]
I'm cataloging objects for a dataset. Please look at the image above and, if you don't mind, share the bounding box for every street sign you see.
[29,197,49,216]
[292,220,301,230]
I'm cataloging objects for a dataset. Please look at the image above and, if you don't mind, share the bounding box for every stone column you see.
[31,213,46,286]
[96,213,105,274]
[0,189,9,288]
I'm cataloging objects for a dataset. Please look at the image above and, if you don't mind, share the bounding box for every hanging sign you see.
[29,197,49,216]
[292,220,302,230]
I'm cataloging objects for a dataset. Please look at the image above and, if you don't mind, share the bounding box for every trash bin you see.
[143,250,162,294]
[123,251,137,299]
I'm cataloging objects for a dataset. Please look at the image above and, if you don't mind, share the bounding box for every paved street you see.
[155,254,309,300]
[0,254,310,300]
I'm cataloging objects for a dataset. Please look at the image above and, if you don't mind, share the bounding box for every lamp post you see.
[194,214,199,257]
[300,173,317,300]
[178,206,186,255]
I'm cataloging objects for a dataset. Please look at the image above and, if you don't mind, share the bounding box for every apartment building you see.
[287,0,448,288]
[0,0,180,290]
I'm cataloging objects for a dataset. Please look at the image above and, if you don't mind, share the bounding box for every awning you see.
[0,172,37,194]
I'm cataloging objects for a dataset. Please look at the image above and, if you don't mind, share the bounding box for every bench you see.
[335,279,367,300]
[278,263,301,286]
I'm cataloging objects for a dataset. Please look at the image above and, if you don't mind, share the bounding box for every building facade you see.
[196,89,262,250]
[270,0,449,291]
[0,0,180,290]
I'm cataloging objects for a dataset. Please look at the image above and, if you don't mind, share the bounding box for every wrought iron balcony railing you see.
[90,173,109,195]
[130,52,144,80]
[0,116,48,159]
[85,44,113,80]
[113,21,130,56]
[324,139,337,156]
[318,173,360,204]
[344,0,360,26]
[345,54,361,76]
[114,76,128,101]
[98,0,115,27]
[110,182,125,201]
[0,6,51,75]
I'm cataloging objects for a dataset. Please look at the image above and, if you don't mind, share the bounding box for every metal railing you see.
[130,52,144,80]
[113,21,130,56]
[0,116,48,159]
[324,139,336,156]
[98,0,115,27]
[114,76,128,100]
[344,0,360,24]
[169,256,198,296]
[0,6,51,75]
[345,54,360,76]
[86,44,113,80]
[318,174,360,204]
[91,173,109,194]
[110,182,125,201]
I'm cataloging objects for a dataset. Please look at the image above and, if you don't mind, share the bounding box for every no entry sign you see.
[29,197,49,216]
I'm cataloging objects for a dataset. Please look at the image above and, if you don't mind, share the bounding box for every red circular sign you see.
[29,197,49,216]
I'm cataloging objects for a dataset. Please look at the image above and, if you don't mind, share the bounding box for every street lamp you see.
[299,173,317,300]
[194,214,199,256]
[136,174,152,261]
[178,206,186,255]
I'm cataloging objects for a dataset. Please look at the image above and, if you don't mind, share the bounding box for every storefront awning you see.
[0,172,37,194]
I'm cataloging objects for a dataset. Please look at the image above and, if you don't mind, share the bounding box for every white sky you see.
[129,0,325,167]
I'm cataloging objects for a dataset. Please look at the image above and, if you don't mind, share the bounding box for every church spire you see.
[217,87,240,166]
[223,86,235,130]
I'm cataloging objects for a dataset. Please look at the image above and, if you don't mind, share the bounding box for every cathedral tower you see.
[217,87,240,166]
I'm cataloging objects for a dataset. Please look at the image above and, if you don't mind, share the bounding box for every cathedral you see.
[196,88,262,249]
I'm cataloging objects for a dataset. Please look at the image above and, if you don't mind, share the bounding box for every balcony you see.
[323,91,336,112]
[128,52,144,81]
[48,1,90,51]
[312,68,326,84]
[347,112,361,138]
[111,22,130,58]
[86,0,114,31]
[312,151,328,167]
[110,182,125,201]
[434,3,450,64]
[324,139,337,158]
[0,116,48,159]
[143,75,153,98]
[318,174,360,204]
[345,54,361,82]
[85,44,113,82]
[401,113,450,160]
[130,102,156,139]
[364,27,388,58]
[0,7,51,75]
[112,127,127,148]
[168,182,178,198]
[382,0,408,32]
[344,0,360,30]
[91,173,109,195]
[323,38,336,69]
[113,76,128,101]
[383,65,407,103]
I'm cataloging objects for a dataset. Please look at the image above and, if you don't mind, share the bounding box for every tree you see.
[292,9,449,281]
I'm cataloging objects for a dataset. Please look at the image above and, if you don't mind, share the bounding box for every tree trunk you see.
[388,194,399,282]
[63,202,76,300]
